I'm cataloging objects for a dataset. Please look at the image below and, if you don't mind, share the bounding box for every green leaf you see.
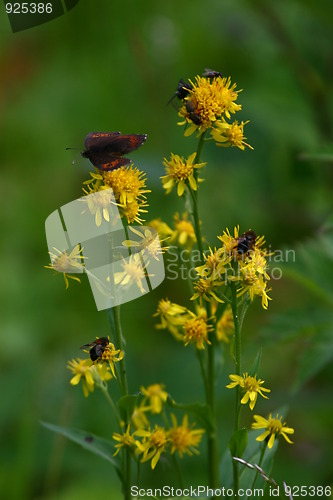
[248,348,262,377]
[219,448,234,487]
[166,397,214,434]
[41,421,122,479]
[117,393,140,422]
[229,428,248,458]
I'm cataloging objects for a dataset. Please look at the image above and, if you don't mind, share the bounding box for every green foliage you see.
[166,397,215,434]
[229,428,248,458]
[41,421,122,479]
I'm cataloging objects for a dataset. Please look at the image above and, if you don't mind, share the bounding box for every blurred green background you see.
[1,0,333,498]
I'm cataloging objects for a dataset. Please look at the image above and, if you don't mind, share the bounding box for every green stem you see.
[109,306,128,395]
[107,306,131,500]
[230,281,242,500]
[100,385,122,433]
[172,454,185,489]
[189,131,207,265]
[196,349,208,396]
[188,185,205,264]
[189,131,218,490]
[250,442,267,492]
[206,332,218,491]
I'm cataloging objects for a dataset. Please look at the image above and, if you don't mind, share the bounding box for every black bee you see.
[168,78,193,105]
[202,68,222,78]
[81,336,109,362]
[185,98,202,125]
[236,230,257,255]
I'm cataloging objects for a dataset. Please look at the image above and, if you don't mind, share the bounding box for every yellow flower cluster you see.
[195,226,272,309]
[112,383,205,470]
[174,73,252,150]
[83,165,150,225]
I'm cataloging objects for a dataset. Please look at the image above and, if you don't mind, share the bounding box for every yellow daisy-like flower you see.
[226,373,270,410]
[93,341,124,378]
[195,246,229,280]
[122,226,164,262]
[45,244,84,289]
[148,218,173,243]
[131,406,150,430]
[114,253,148,294]
[217,225,241,256]
[82,184,118,227]
[211,119,253,150]
[191,277,224,304]
[216,305,235,343]
[237,270,272,310]
[178,75,242,136]
[183,313,213,350]
[84,166,150,224]
[252,413,294,449]
[168,414,205,458]
[67,358,94,398]
[170,212,197,249]
[154,298,191,340]
[140,384,168,414]
[121,198,149,224]
[161,152,206,196]
[135,426,168,470]
[217,226,273,309]
[103,165,150,206]
[113,424,139,456]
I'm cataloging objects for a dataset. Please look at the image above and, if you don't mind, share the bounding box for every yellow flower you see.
[82,184,118,227]
[67,358,94,398]
[91,341,124,378]
[191,277,224,304]
[183,313,213,350]
[45,244,84,289]
[237,270,272,310]
[168,414,205,458]
[140,384,168,414]
[103,165,150,206]
[114,253,148,294]
[217,225,241,255]
[84,166,150,224]
[93,362,113,384]
[154,298,191,340]
[252,413,294,449]
[178,75,242,136]
[216,305,235,343]
[148,218,173,243]
[170,212,197,249]
[211,119,253,150]
[226,373,270,410]
[217,226,273,309]
[113,425,138,456]
[131,406,150,429]
[195,246,229,280]
[135,426,168,469]
[122,226,164,262]
[161,152,206,196]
